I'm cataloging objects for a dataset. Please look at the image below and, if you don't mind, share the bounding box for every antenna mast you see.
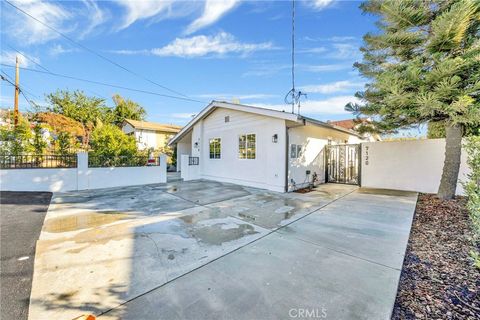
[284,0,306,115]
[291,0,295,114]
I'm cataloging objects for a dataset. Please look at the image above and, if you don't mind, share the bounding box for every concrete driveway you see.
[28,180,417,320]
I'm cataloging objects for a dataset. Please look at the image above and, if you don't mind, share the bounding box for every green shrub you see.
[464,136,480,268]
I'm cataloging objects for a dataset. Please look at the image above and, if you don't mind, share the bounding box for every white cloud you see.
[0,50,38,68]
[298,47,327,54]
[305,0,335,11]
[253,95,359,116]
[4,0,71,45]
[78,0,108,39]
[330,43,360,60]
[48,44,78,56]
[299,80,364,94]
[112,32,275,58]
[300,64,352,72]
[115,0,174,30]
[185,0,239,35]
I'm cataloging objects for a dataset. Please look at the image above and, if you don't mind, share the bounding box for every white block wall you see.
[361,139,470,195]
[0,153,167,192]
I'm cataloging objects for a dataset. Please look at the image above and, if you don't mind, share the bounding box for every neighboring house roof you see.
[37,112,85,137]
[328,119,358,130]
[123,119,182,133]
[169,100,363,146]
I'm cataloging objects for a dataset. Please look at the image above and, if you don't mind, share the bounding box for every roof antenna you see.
[284,0,305,115]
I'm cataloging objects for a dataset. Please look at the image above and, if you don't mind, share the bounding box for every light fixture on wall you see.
[272,134,278,143]
[194,141,199,149]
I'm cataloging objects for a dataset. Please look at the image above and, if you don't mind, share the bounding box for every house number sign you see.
[364,146,369,166]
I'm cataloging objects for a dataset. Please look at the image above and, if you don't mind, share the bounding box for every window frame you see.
[209,138,221,159]
[238,133,256,160]
[290,144,302,159]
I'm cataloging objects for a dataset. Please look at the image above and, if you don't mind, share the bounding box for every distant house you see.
[121,119,182,150]
[328,118,382,141]
[169,101,373,192]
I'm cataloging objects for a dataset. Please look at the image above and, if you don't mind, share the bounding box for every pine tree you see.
[349,0,480,199]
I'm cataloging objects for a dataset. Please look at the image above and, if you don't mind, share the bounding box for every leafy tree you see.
[46,90,112,147]
[0,114,33,155]
[32,123,47,154]
[111,94,146,127]
[89,123,141,166]
[428,121,480,139]
[57,132,77,155]
[348,0,480,199]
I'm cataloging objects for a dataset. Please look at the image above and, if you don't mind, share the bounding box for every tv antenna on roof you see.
[284,0,306,115]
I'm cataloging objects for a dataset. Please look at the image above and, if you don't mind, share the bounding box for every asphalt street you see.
[0,191,52,320]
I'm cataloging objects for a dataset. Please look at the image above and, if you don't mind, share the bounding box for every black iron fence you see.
[88,154,160,168]
[0,154,77,169]
[188,156,199,166]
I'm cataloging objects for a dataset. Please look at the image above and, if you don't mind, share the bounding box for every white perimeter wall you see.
[361,139,469,195]
[194,108,287,192]
[0,153,167,192]
[288,124,362,191]
[176,140,191,172]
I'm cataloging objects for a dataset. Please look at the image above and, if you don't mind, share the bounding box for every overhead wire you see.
[0,64,206,104]
[3,0,192,100]
[1,71,36,110]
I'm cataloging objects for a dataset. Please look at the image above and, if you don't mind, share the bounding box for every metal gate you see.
[326,144,360,185]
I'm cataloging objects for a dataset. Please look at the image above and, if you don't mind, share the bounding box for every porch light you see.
[272,134,278,143]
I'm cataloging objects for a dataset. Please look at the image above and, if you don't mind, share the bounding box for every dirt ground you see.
[392,194,480,319]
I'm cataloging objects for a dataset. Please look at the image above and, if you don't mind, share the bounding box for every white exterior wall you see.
[196,108,286,192]
[0,153,167,192]
[288,124,360,190]
[361,139,469,195]
[180,154,200,181]
[176,141,191,172]
[135,129,158,150]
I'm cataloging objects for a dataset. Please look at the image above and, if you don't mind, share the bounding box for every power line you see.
[3,0,191,100]
[3,43,51,73]
[1,72,36,110]
[1,70,39,99]
[1,64,206,104]
[3,46,110,100]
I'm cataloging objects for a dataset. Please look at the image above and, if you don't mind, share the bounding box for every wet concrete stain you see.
[43,211,133,233]
[192,223,258,246]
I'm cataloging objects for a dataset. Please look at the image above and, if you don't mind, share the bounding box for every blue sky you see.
[1,0,383,126]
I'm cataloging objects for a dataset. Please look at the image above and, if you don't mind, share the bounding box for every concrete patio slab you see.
[99,233,401,320]
[28,181,354,320]
[98,187,417,320]
[277,189,418,269]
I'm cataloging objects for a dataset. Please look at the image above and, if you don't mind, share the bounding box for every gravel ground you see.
[392,194,480,319]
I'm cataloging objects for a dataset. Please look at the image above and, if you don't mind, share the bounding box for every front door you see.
[326,144,360,185]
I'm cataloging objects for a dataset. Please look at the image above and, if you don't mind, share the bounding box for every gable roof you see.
[123,119,182,133]
[168,101,363,146]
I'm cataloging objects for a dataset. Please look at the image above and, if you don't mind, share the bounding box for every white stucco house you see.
[169,101,372,192]
[122,119,182,150]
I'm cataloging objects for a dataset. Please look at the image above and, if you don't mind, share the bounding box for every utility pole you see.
[14,55,19,127]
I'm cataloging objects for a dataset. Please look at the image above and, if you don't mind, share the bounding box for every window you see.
[209,138,221,159]
[225,116,230,123]
[290,144,302,158]
[239,134,256,159]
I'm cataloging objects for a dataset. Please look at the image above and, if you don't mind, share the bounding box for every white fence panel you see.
[361,139,470,195]
[0,153,167,192]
